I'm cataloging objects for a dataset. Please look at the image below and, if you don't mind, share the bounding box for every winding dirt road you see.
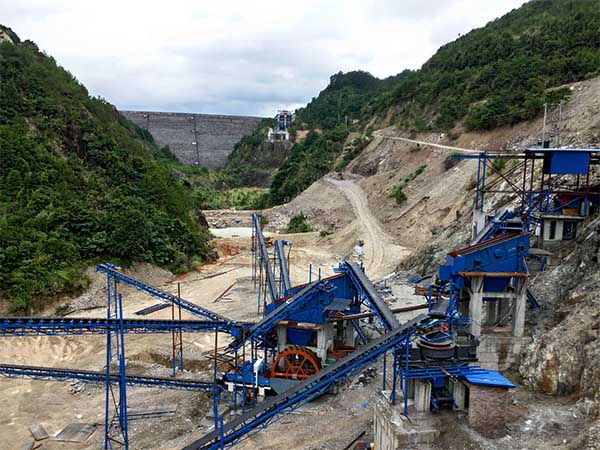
[326,177,409,280]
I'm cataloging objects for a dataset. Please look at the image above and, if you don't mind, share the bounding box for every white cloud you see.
[1,0,528,116]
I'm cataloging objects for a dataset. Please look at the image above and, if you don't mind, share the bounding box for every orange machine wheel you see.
[271,345,321,380]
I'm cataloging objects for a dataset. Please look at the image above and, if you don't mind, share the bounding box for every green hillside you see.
[0,26,212,311]
[296,70,403,129]
[372,0,600,130]
[224,71,382,200]
[266,0,600,204]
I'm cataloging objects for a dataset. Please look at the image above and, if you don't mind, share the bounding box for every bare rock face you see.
[0,29,13,43]
[520,300,599,396]
[520,218,600,412]
[581,335,600,411]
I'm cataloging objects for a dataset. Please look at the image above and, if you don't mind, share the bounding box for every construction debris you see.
[29,424,49,441]
[212,281,237,303]
[53,423,97,442]
[128,404,177,421]
[134,302,170,316]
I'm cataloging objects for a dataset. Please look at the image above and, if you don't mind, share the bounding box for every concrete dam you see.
[121,110,264,168]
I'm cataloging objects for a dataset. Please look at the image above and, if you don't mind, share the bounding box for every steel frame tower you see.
[105,274,129,449]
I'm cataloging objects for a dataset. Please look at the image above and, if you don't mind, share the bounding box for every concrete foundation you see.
[414,380,432,412]
[276,323,334,362]
[477,334,531,371]
[467,276,528,339]
[450,379,467,411]
[374,393,440,450]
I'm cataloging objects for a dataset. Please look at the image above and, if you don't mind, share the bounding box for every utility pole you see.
[557,102,563,147]
[542,103,548,147]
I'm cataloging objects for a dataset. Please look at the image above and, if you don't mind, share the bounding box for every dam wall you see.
[121,110,263,168]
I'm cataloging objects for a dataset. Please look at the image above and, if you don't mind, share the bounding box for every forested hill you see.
[262,0,600,203]
[0,26,212,312]
[296,70,404,129]
[372,0,600,131]
[301,0,600,132]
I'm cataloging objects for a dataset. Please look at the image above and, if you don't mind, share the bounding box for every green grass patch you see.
[389,164,427,205]
[286,213,314,233]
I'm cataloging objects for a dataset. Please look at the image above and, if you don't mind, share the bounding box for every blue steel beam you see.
[0,364,215,391]
[183,314,427,450]
[0,317,241,336]
[226,281,320,352]
[252,214,279,302]
[274,240,292,295]
[96,264,231,323]
[344,262,400,331]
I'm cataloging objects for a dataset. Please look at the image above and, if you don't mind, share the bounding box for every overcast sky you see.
[3,0,528,117]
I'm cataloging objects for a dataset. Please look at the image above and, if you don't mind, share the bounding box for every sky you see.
[2,0,528,117]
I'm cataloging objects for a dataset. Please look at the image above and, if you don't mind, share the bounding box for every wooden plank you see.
[53,423,97,442]
[29,424,49,441]
[212,282,237,303]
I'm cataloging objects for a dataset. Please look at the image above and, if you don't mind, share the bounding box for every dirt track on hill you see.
[326,177,409,280]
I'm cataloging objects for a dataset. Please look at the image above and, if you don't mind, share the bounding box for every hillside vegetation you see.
[297,70,402,129]
[0,26,212,311]
[234,0,600,206]
[223,118,293,188]
[372,0,600,130]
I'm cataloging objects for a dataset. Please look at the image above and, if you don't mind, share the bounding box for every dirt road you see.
[326,177,409,280]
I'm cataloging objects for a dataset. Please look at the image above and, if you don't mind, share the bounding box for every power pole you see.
[557,102,563,147]
[542,103,548,147]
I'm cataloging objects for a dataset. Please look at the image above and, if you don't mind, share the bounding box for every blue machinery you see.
[423,148,600,329]
[466,148,600,240]
[0,239,489,450]
[0,264,244,450]
[5,148,597,449]
[0,316,241,336]
[0,227,525,449]
[251,213,293,311]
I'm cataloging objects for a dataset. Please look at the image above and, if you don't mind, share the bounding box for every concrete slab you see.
[53,423,97,442]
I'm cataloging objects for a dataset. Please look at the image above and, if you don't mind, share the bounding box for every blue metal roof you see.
[464,370,516,388]
[401,365,516,388]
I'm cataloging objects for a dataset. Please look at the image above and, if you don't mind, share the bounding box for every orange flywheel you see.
[271,345,321,380]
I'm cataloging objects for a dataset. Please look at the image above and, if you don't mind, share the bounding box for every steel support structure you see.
[251,213,279,311]
[105,275,128,449]
[96,263,231,323]
[457,150,600,238]
[172,283,184,376]
[0,364,214,391]
[0,317,239,336]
